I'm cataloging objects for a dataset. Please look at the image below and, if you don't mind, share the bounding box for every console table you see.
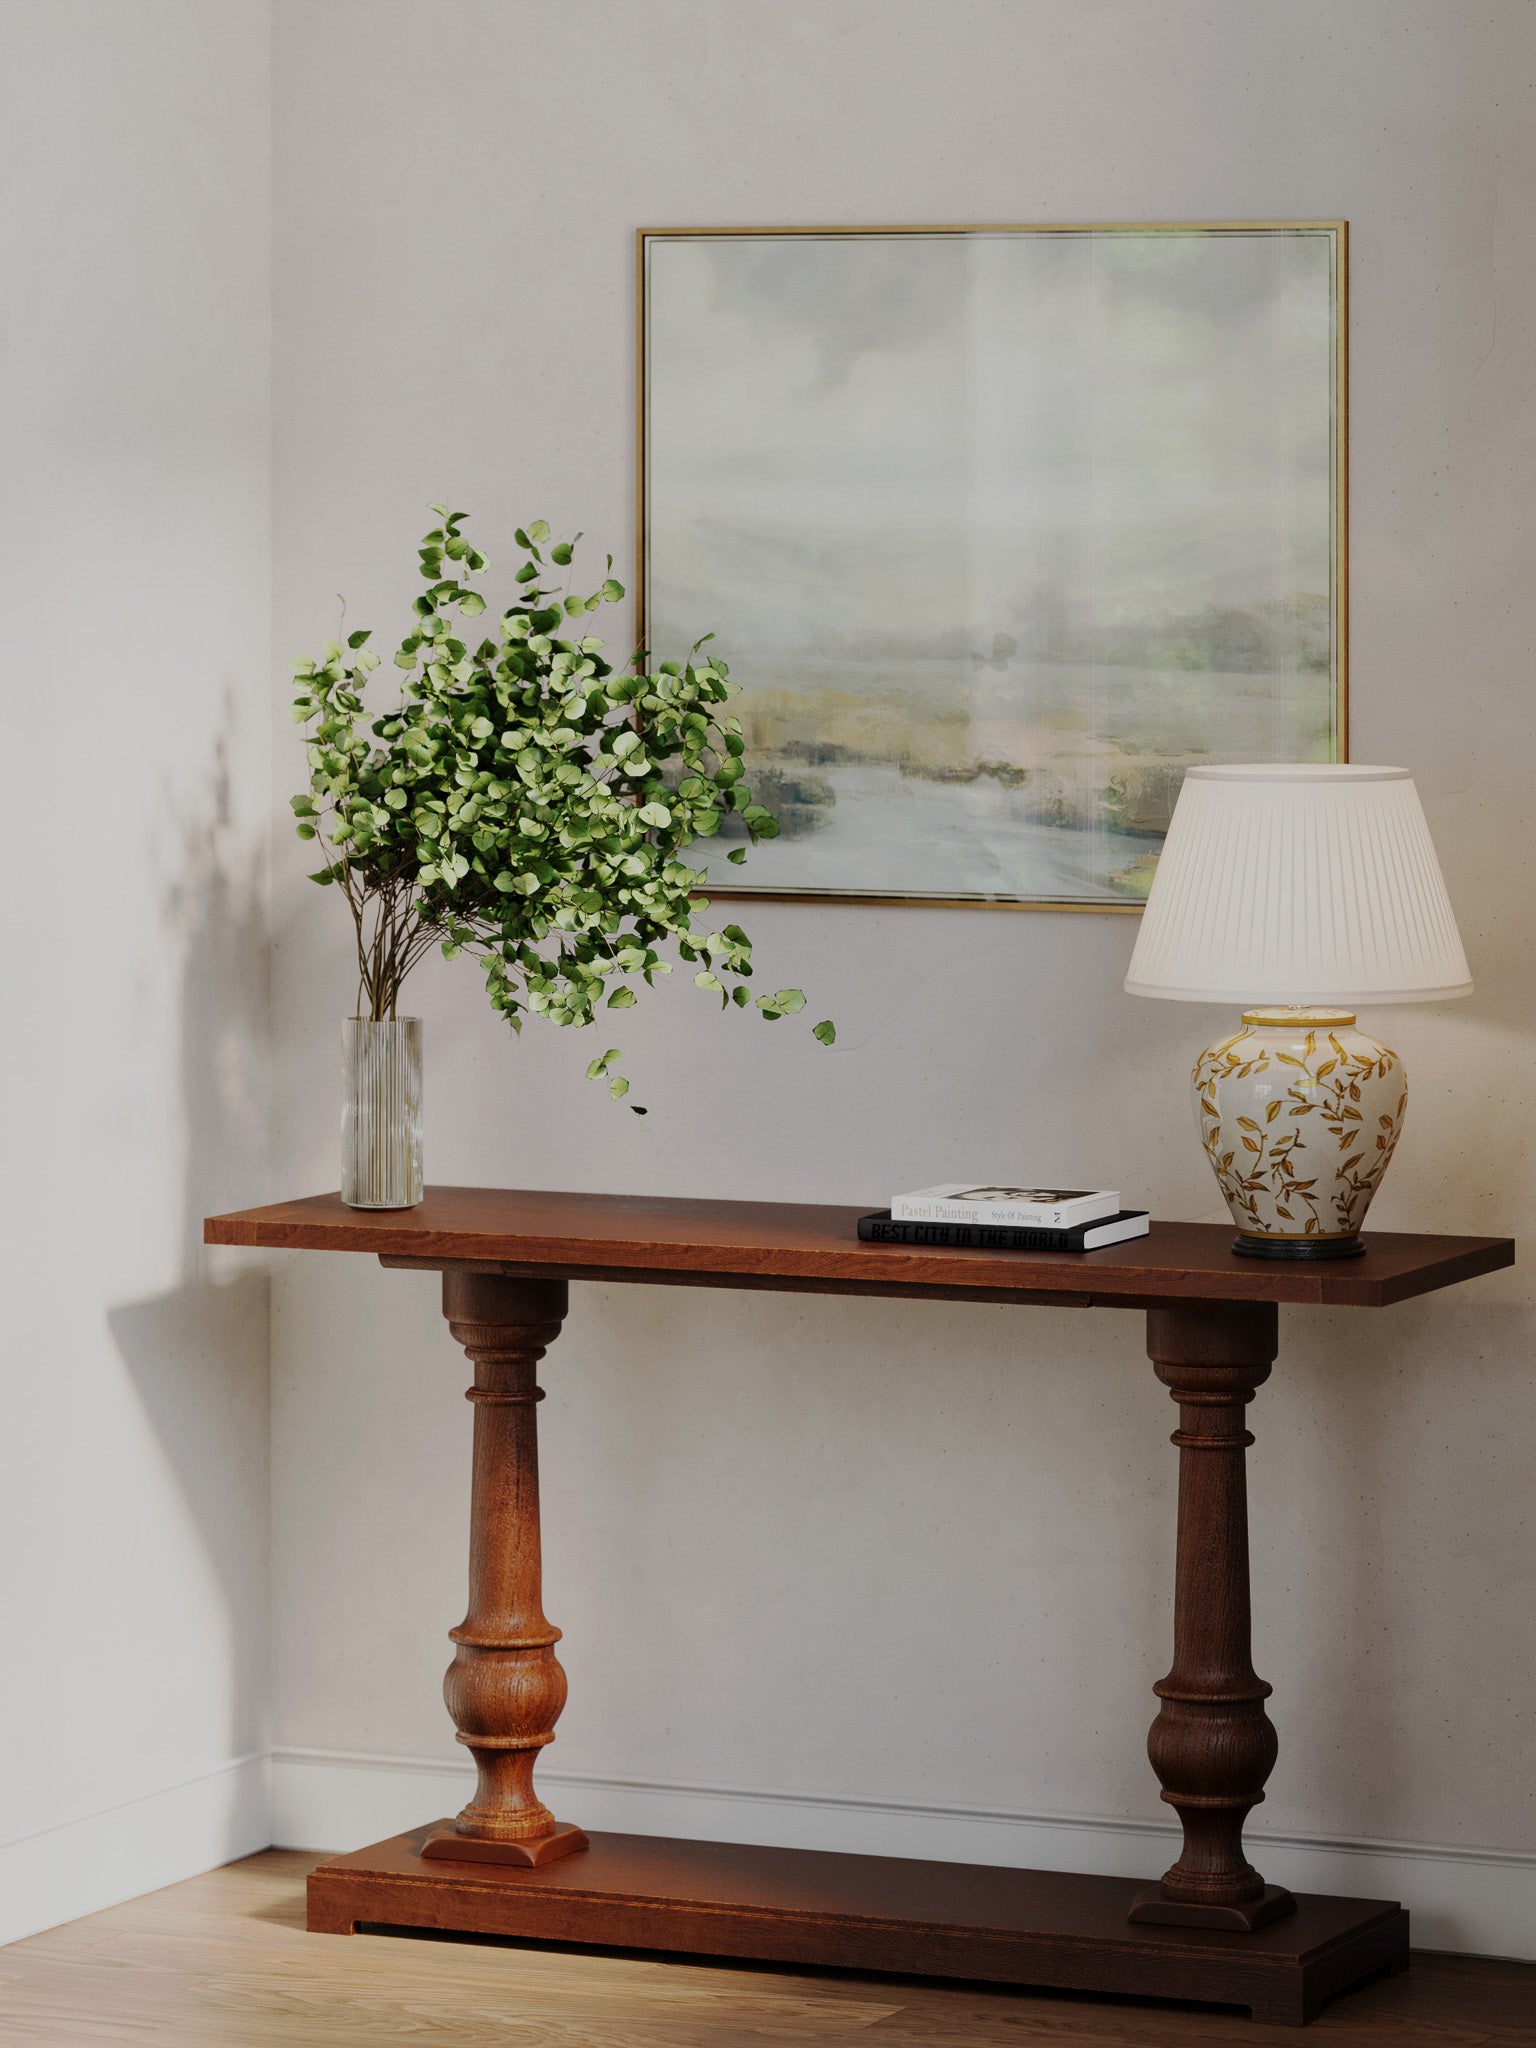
[204,1187,1513,2026]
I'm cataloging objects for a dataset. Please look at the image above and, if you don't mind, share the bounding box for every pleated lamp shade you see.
[1124,764,1472,1005]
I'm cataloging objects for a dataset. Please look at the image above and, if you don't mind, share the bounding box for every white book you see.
[1078,1211,1151,1248]
[892,1184,1122,1229]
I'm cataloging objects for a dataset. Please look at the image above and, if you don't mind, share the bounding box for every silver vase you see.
[341,1017,423,1209]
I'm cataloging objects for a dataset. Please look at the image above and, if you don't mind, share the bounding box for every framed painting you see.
[637,222,1346,909]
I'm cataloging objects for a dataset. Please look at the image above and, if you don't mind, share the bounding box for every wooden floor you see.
[0,1850,1531,2047]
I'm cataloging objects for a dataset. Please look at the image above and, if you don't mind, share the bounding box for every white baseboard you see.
[270,1746,1536,1963]
[0,1752,271,1949]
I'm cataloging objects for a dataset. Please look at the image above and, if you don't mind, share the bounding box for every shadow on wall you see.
[108,705,270,1763]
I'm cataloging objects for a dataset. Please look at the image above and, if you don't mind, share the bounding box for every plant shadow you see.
[107,711,272,1773]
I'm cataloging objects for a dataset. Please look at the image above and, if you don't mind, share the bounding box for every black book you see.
[858,1209,1150,1253]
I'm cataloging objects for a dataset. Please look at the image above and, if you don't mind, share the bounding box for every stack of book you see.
[859,1185,1150,1253]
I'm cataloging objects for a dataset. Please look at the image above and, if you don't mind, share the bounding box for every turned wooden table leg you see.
[419,1270,588,1869]
[1128,1301,1295,1932]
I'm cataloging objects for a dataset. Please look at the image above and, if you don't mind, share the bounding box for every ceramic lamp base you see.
[1192,1009,1408,1255]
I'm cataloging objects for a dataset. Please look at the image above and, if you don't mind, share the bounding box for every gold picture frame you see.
[638,222,1347,912]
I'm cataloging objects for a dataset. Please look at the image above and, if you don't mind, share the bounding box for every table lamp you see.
[1124,764,1471,1259]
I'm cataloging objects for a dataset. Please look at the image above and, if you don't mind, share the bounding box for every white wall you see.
[7,0,1528,1968]
[0,0,273,1942]
[124,0,1528,1961]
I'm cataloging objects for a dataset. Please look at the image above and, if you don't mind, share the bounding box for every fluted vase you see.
[341,1017,423,1209]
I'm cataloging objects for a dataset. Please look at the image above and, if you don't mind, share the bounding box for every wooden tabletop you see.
[203,1187,1513,1309]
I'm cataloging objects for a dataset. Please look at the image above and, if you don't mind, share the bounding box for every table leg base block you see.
[419,1820,589,1868]
[1127,1882,1297,1932]
[307,1825,1409,2026]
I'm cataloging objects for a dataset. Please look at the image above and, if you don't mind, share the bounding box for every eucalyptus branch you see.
[287,508,835,1106]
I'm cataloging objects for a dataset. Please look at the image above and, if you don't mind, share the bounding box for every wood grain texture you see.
[1135,1305,1290,1928]
[202,1186,1514,1309]
[3,1850,1531,2047]
[309,1823,1403,2027]
[422,1271,587,1863]
[308,1826,1407,2027]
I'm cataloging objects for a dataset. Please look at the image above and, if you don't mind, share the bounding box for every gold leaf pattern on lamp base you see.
[1191,1008,1407,1246]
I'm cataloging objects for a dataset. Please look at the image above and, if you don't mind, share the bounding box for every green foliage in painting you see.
[289,510,833,1108]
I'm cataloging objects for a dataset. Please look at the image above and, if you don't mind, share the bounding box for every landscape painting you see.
[640,224,1344,906]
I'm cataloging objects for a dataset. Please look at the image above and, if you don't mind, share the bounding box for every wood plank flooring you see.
[0,1850,1530,2047]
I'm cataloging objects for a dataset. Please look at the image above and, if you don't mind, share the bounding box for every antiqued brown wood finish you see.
[307,1826,1409,2028]
[203,1185,1513,1308]
[1130,1304,1290,1931]
[418,1271,587,1870]
[203,1186,1514,2025]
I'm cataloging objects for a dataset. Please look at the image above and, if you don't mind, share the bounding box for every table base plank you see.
[306,1825,1409,2027]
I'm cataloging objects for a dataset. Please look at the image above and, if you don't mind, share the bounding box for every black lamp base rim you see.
[1232,1232,1367,1261]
